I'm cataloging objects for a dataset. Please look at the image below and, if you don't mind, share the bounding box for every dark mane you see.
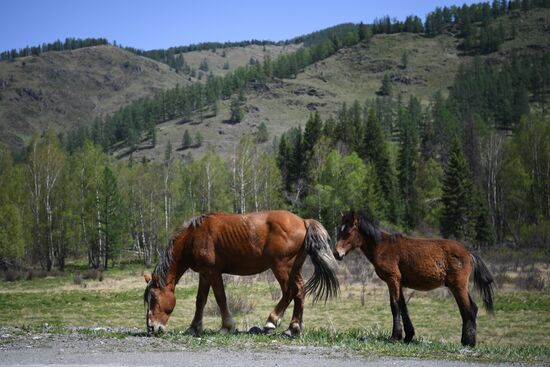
[152,214,207,288]
[348,210,382,243]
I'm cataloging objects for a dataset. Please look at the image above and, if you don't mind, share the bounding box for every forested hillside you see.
[0,0,549,271]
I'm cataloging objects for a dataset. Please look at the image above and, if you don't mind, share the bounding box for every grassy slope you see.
[1,9,548,157]
[0,45,192,149]
[179,43,302,77]
[0,43,301,151]
[124,8,550,163]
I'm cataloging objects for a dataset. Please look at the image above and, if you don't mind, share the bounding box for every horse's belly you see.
[223,261,271,276]
[402,277,443,291]
[401,266,446,291]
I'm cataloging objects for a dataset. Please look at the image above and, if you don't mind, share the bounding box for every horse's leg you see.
[264,263,292,334]
[283,271,304,337]
[399,289,415,343]
[210,272,236,333]
[386,277,403,341]
[186,273,210,336]
[449,284,478,347]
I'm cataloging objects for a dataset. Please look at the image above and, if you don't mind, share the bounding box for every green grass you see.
[1,266,549,363]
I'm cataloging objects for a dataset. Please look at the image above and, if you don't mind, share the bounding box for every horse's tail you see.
[303,219,340,303]
[470,253,495,313]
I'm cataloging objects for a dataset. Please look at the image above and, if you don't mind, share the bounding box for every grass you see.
[1,263,549,364]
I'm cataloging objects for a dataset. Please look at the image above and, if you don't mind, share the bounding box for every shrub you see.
[515,267,546,291]
[520,220,550,248]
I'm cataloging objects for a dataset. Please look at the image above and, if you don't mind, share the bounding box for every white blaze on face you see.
[341,225,346,233]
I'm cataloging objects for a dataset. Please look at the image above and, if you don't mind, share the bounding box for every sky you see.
[0,0,481,52]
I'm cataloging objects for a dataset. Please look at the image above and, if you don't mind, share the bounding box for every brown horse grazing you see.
[334,210,494,347]
[143,210,339,337]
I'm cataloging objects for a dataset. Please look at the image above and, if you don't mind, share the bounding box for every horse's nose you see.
[333,250,343,261]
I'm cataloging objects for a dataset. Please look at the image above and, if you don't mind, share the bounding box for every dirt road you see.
[0,330,536,367]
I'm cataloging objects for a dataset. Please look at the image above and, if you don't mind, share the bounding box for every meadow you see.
[1,250,549,364]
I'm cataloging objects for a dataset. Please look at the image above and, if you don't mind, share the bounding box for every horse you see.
[334,210,494,347]
[143,210,339,337]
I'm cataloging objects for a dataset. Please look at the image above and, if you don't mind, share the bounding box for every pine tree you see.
[363,108,398,222]
[277,134,292,191]
[199,58,209,72]
[379,74,393,96]
[397,108,420,228]
[474,195,495,246]
[230,96,244,122]
[358,22,368,41]
[194,131,204,147]
[289,127,304,188]
[441,137,475,239]
[182,129,192,149]
[165,140,172,162]
[303,112,322,163]
[255,122,269,143]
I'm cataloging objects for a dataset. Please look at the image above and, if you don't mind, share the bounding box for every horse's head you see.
[143,273,175,335]
[334,211,363,260]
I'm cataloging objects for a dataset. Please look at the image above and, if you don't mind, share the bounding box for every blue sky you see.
[0,0,481,51]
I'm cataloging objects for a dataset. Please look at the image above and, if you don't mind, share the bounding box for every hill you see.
[176,43,301,77]
[117,7,549,162]
[0,45,191,149]
[0,42,302,151]
[1,7,549,156]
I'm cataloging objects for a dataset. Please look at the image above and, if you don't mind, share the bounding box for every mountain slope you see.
[0,45,190,149]
[118,8,549,162]
[2,8,549,156]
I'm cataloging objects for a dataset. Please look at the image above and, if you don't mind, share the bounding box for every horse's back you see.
[394,236,472,290]
[188,210,306,275]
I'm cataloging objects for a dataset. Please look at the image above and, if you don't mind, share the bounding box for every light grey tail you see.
[303,219,340,303]
[471,253,495,313]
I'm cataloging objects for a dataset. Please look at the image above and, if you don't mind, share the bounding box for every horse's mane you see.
[152,214,207,288]
[348,210,382,244]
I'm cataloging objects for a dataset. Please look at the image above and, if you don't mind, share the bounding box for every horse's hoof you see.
[282,328,300,338]
[184,327,202,337]
[263,321,277,334]
[219,327,237,334]
[404,335,414,344]
[248,326,263,335]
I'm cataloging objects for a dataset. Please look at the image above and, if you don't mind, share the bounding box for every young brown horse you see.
[143,210,338,336]
[334,210,494,347]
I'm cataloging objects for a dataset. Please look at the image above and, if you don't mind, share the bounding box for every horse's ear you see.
[340,211,344,218]
[144,273,151,283]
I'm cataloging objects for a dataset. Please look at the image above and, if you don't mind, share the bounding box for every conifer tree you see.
[182,129,192,149]
[397,108,420,228]
[277,134,292,191]
[474,195,495,246]
[230,96,244,122]
[358,22,368,41]
[289,127,304,188]
[379,74,393,96]
[363,109,398,222]
[194,131,204,147]
[303,112,322,163]
[441,137,475,239]
[255,122,269,143]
